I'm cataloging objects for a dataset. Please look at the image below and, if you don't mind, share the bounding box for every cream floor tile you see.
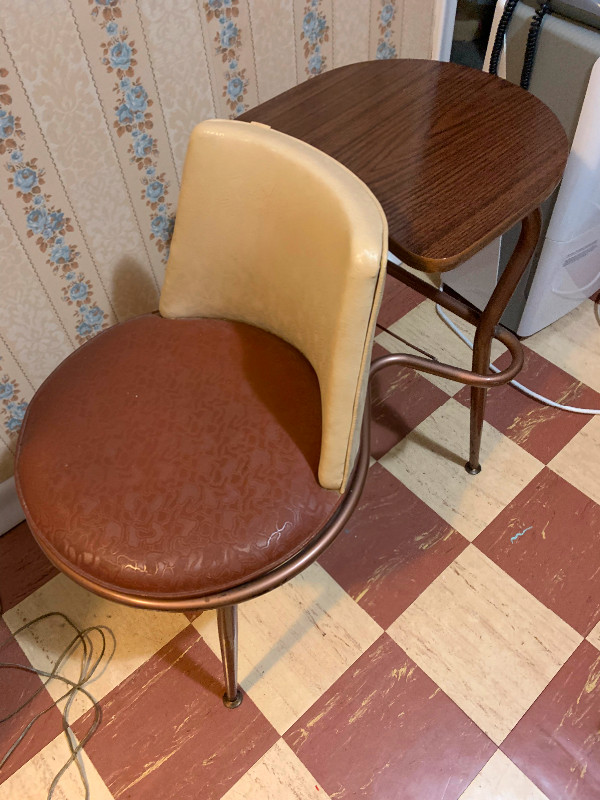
[379,399,542,541]
[459,750,549,800]
[549,415,600,506]
[375,300,505,396]
[586,618,600,650]
[222,739,330,800]
[194,563,382,735]
[0,731,114,800]
[3,574,188,720]
[526,299,600,393]
[388,546,582,745]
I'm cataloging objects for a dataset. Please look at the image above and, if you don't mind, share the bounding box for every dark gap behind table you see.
[451,0,497,69]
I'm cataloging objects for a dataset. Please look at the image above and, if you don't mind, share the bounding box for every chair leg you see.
[217,605,243,709]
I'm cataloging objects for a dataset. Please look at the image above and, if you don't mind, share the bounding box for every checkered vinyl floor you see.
[1,277,600,799]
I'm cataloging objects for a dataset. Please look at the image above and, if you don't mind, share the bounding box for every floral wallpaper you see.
[0,358,27,439]
[204,0,255,117]
[298,0,331,78]
[93,1,176,263]
[376,1,400,61]
[2,69,111,345]
[0,0,438,482]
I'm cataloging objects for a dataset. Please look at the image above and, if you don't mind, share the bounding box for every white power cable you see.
[434,303,600,415]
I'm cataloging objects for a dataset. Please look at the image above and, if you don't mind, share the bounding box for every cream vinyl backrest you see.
[159,120,388,492]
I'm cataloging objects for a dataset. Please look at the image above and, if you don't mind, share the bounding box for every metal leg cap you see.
[465,461,482,475]
[223,690,243,709]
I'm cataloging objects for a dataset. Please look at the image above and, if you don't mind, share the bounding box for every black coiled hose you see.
[520,2,553,88]
[488,1,553,90]
[489,0,521,76]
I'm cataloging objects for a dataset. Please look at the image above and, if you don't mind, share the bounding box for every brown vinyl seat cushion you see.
[16,315,342,602]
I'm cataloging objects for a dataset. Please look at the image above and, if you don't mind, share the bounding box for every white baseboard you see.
[0,476,25,536]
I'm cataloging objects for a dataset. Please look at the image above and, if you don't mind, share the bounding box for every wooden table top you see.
[241,60,569,273]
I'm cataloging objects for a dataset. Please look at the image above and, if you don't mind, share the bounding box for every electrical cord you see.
[435,302,600,414]
[385,250,600,413]
[375,322,439,361]
[0,612,115,799]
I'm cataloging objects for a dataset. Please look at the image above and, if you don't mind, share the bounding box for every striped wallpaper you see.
[0,0,440,481]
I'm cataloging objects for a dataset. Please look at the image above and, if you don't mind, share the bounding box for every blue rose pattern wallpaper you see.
[376,1,400,60]
[1,68,111,345]
[0,0,437,481]
[300,1,330,77]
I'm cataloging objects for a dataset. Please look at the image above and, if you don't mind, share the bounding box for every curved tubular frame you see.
[30,352,492,708]
[387,209,542,472]
[34,335,520,621]
[26,214,543,620]
[34,381,373,613]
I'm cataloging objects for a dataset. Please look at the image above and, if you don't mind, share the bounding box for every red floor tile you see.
[475,467,600,636]
[376,274,425,329]
[369,342,449,460]
[76,625,278,800]
[502,641,600,800]
[319,464,467,628]
[285,634,495,800]
[455,347,600,463]
[183,610,203,623]
[0,521,57,614]
[0,617,64,782]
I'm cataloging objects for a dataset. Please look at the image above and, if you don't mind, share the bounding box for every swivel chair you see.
[15,119,388,707]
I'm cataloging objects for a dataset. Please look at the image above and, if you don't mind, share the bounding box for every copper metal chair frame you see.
[26,350,372,708]
[23,331,539,708]
[5,212,541,707]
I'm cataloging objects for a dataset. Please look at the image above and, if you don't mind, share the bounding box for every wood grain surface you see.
[242,60,569,272]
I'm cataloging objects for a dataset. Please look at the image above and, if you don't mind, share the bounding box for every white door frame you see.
[432,0,458,61]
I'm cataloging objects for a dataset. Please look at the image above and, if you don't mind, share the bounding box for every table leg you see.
[465,208,542,473]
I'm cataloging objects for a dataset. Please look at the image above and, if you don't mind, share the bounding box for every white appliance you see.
[444,0,600,336]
